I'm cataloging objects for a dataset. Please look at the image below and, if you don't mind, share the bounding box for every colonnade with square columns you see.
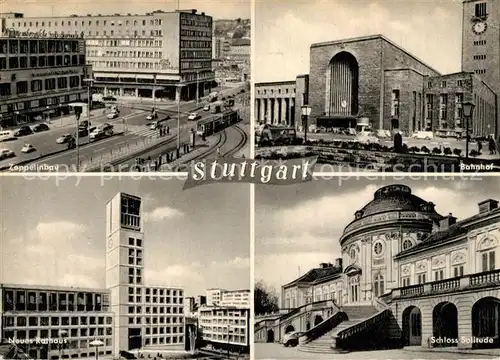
[254,97,296,126]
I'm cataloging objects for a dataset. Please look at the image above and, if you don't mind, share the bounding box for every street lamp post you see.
[153,73,157,114]
[176,83,186,159]
[463,100,475,159]
[81,78,94,171]
[301,105,312,143]
[89,339,104,360]
[196,70,200,104]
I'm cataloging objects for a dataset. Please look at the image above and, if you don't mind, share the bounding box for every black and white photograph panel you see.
[0,176,250,359]
[254,0,500,173]
[254,176,500,359]
[0,0,250,173]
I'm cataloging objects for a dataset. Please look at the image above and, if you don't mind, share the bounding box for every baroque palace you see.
[255,184,500,353]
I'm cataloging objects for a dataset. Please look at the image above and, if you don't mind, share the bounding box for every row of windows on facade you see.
[2,291,107,312]
[402,250,494,287]
[0,54,85,71]
[0,40,82,55]
[202,327,247,336]
[256,88,295,96]
[86,39,162,48]
[475,2,487,17]
[2,316,113,328]
[127,305,183,314]
[200,319,247,326]
[180,40,211,49]
[127,315,182,325]
[127,285,183,298]
[474,54,487,60]
[0,76,83,98]
[144,326,184,335]
[93,60,210,71]
[474,40,487,46]
[202,333,247,345]
[11,16,210,28]
[0,94,81,114]
[143,335,183,346]
[428,79,464,89]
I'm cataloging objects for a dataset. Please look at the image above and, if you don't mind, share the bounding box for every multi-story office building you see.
[183,297,195,317]
[0,284,113,360]
[227,39,250,65]
[195,296,206,309]
[206,289,224,306]
[199,306,249,352]
[105,192,185,356]
[219,290,250,308]
[0,28,90,127]
[2,9,215,101]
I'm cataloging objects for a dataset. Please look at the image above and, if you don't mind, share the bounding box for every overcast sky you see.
[254,0,464,82]
[1,176,250,297]
[0,0,249,19]
[255,176,500,292]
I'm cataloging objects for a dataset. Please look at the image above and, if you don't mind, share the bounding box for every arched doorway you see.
[314,315,324,326]
[433,302,458,346]
[285,325,295,334]
[266,329,274,343]
[402,306,422,346]
[327,52,359,117]
[349,276,359,303]
[472,297,500,348]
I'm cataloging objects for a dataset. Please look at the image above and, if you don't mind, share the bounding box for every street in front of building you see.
[254,343,499,360]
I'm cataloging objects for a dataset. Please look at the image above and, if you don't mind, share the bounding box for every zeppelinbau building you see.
[255,0,500,139]
[255,184,500,353]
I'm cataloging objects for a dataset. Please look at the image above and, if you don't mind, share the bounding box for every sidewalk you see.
[404,345,500,357]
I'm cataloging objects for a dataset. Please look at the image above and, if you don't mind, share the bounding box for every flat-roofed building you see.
[2,9,215,102]
[0,284,113,360]
[199,306,249,352]
[0,31,90,128]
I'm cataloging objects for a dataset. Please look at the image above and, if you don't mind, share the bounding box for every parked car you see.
[119,351,136,360]
[281,331,304,347]
[0,148,15,159]
[411,131,434,140]
[355,131,380,144]
[56,134,73,144]
[188,112,201,121]
[14,126,33,137]
[76,128,89,137]
[32,123,50,133]
[21,144,36,153]
[79,120,90,129]
[107,112,119,119]
[203,104,210,111]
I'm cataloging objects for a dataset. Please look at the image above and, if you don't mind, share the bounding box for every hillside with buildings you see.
[214,18,250,39]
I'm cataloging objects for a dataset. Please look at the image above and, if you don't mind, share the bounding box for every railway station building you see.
[1,9,215,102]
[255,184,500,353]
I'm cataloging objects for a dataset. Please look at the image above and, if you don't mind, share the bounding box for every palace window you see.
[373,241,384,256]
[455,93,464,123]
[373,273,384,297]
[401,276,410,287]
[402,239,413,250]
[425,94,433,120]
[417,273,426,284]
[439,94,448,121]
[482,250,495,272]
[453,265,464,277]
[433,269,444,281]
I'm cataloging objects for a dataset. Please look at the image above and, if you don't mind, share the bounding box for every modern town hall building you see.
[0,192,185,359]
[255,184,500,353]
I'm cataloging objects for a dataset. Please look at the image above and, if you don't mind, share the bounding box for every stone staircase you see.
[298,305,380,354]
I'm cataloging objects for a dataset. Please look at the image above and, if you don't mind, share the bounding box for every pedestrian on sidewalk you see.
[489,136,497,155]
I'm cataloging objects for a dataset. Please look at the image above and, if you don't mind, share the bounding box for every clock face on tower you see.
[108,239,113,249]
[473,21,487,35]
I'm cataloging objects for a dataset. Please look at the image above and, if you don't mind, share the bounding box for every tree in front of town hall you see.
[254,280,279,315]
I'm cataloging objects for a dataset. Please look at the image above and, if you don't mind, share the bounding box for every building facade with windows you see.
[0,284,113,360]
[205,289,225,306]
[2,9,214,101]
[265,184,500,350]
[199,306,249,352]
[105,193,185,355]
[254,81,297,126]
[0,31,89,128]
[219,290,250,308]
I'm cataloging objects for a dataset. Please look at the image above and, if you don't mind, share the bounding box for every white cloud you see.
[211,256,250,269]
[144,206,184,222]
[145,264,206,296]
[255,1,462,82]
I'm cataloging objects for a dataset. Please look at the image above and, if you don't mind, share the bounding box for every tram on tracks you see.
[196,109,240,136]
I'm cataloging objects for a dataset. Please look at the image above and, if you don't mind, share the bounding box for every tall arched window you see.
[373,273,385,297]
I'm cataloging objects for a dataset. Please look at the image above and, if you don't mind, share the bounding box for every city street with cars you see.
[2,84,250,171]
